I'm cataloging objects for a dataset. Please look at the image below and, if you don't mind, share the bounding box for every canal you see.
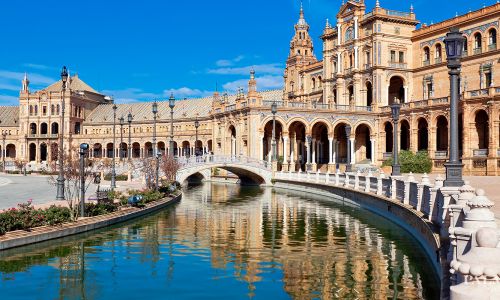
[0,183,439,299]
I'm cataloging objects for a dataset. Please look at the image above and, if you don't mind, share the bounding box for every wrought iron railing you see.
[473,149,488,157]
[434,151,448,159]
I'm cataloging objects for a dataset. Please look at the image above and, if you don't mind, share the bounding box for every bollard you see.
[344,173,350,188]
[365,171,371,193]
[335,169,340,186]
[354,170,360,190]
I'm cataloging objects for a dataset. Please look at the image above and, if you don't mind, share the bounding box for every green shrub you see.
[85,203,119,217]
[43,206,71,226]
[380,150,432,174]
[103,174,128,181]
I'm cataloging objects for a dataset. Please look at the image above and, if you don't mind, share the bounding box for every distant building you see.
[1,1,499,175]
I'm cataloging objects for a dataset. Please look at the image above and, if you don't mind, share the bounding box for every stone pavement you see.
[0,174,145,210]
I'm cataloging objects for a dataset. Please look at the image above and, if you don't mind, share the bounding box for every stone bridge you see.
[176,155,273,185]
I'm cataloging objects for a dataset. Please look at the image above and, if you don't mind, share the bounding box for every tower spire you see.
[375,0,380,8]
[22,72,30,92]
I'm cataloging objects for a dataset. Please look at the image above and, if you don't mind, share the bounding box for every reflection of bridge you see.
[176,155,272,185]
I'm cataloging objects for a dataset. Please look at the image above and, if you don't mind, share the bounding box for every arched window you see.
[56,104,60,115]
[51,105,55,115]
[463,36,468,55]
[489,29,497,50]
[34,105,38,115]
[29,105,33,116]
[435,44,442,63]
[423,47,430,65]
[311,78,316,90]
[318,76,322,88]
[345,27,354,41]
[474,33,482,54]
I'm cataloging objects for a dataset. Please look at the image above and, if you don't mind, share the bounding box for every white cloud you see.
[22,63,51,70]
[215,55,245,67]
[222,75,283,92]
[101,88,162,104]
[163,87,213,99]
[0,82,21,91]
[0,70,55,86]
[208,63,283,76]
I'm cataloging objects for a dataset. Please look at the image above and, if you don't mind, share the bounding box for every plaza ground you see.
[0,174,143,210]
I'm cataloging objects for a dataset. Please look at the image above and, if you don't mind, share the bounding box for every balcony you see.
[489,44,497,51]
[389,62,407,69]
[473,149,488,157]
[435,57,442,64]
[364,63,372,70]
[288,102,307,108]
[333,104,350,111]
[312,102,329,110]
[469,89,489,97]
[28,134,59,139]
[262,100,284,107]
[287,92,295,99]
[355,106,372,112]
[224,104,236,112]
[434,151,448,159]
[474,48,482,55]
[422,60,430,66]
[383,152,392,160]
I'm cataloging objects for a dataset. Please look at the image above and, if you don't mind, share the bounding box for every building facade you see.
[1,0,500,175]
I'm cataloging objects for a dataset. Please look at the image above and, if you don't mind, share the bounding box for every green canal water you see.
[0,183,439,299]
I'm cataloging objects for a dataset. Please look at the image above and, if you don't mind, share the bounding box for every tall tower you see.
[284,3,317,98]
[21,73,30,93]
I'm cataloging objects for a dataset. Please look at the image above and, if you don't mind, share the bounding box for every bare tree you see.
[48,145,94,221]
[160,153,180,184]
[139,157,156,190]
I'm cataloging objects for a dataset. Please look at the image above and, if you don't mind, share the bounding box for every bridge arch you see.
[176,156,272,185]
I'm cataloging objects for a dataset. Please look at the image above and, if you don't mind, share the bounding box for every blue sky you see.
[0,0,494,105]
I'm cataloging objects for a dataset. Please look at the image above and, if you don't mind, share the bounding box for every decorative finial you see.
[325,18,331,29]
[410,4,414,13]
[250,68,255,80]
[375,0,380,8]
[456,12,458,17]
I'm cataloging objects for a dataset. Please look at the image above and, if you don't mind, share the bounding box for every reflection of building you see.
[1,1,500,175]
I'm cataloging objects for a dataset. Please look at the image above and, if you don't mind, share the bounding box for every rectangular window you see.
[42,106,47,116]
[485,72,492,88]
[390,50,396,62]
[399,51,404,63]
[427,83,433,99]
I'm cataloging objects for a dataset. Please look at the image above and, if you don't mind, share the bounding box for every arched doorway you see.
[40,143,48,161]
[120,142,128,158]
[158,142,166,156]
[355,124,372,163]
[51,122,59,135]
[181,141,190,157]
[311,122,329,168]
[145,142,153,157]
[366,82,373,107]
[207,140,213,153]
[288,121,307,171]
[106,143,114,158]
[384,122,393,153]
[400,120,410,151]
[93,143,103,158]
[132,142,141,158]
[388,76,405,104]
[417,118,429,151]
[263,120,284,163]
[334,123,349,164]
[475,110,489,151]
[227,125,237,156]
[6,144,16,159]
[348,85,354,105]
[436,116,449,152]
[29,143,36,161]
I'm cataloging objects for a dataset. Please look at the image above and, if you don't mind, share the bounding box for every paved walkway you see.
[0,174,145,210]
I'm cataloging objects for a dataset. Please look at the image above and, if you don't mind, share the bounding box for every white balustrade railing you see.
[177,155,271,171]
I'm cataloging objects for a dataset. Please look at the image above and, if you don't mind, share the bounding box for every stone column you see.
[312,139,316,163]
[259,134,264,160]
[354,46,359,70]
[370,138,376,164]
[337,23,341,45]
[283,135,289,164]
[328,138,333,164]
[350,138,355,164]
[354,16,358,40]
[306,136,311,164]
[290,134,295,166]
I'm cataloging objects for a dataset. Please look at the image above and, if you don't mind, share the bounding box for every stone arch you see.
[388,75,406,104]
[286,117,309,132]
[417,118,429,151]
[400,119,411,151]
[310,118,333,135]
[227,125,237,156]
[181,141,190,157]
[51,122,59,135]
[262,119,283,163]
[106,143,114,158]
[311,121,330,167]
[354,123,372,163]
[29,143,36,162]
[436,115,449,152]
[6,144,16,159]
[287,120,307,171]
[29,123,37,135]
[474,109,489,150]
[261,115,286,130]
[93,143,103,158]
[333,122,350,164]
[384,122,393,153]
[179,164,270,186]
[40,123,48,135]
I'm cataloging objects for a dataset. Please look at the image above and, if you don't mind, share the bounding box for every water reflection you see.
[0,183,439,299]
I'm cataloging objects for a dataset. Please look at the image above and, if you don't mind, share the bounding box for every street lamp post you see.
[111,104,117,189]
[56,66,68,200]
[152,101,159,190]
[345,125,352,172]
[169,94,176,157]
[391,99,401,176]
[271,100,277,162]
[1,132,6,172]
[79,143,89,218]
[119,116,124,161]
[443,28,466,187]
[127,112,133,160]
[194,118,200,159]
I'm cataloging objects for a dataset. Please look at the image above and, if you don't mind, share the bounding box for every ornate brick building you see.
[1,0,499,175]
